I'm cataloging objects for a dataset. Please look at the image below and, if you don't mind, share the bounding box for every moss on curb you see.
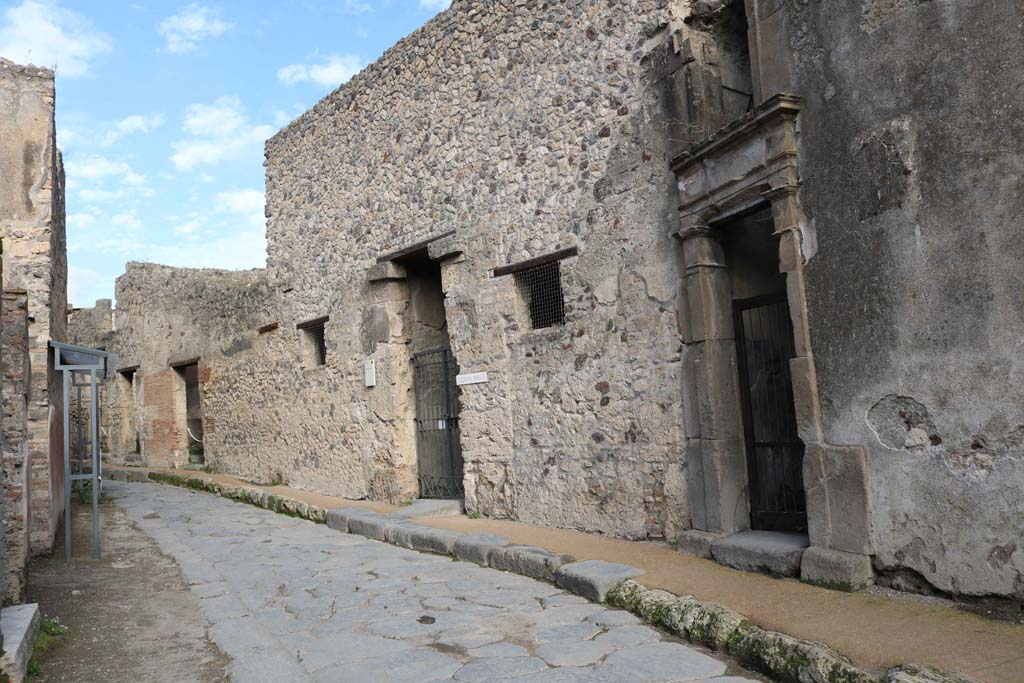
[605,579,976,683]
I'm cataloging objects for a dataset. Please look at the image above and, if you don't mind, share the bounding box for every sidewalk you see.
[106,467,1024,683]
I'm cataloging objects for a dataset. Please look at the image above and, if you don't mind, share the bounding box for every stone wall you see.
[68,299,113,348]
[2,290,30,599]
[250,0,690,538]
[0,58,67,555]
[107,263,273,469]
[783,0,1024,600]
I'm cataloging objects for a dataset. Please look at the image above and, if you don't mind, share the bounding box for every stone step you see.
[710,530,809,577]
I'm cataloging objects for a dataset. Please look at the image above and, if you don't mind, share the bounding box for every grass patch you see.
[27,615,68,678]
[74,482,111,505]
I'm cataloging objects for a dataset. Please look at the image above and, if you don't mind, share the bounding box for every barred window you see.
[298,317,328,367]
[515,261,566,330]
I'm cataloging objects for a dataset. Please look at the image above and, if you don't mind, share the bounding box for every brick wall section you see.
[142,369,187,468]
[2,290,31,599]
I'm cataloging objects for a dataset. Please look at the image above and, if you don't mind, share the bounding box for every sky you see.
[0,0,451,307]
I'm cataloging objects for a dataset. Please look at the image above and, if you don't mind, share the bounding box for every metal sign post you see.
[51,341,116,561]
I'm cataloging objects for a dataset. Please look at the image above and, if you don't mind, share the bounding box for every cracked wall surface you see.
[791,0,1024,599]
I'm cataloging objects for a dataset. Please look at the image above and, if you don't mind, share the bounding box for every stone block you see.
[789,356,824,445]
[554,560,645,602]
[804,444,874,556]
[800,546,874,592]
[676,529,722,559]
[711,530,808,577]
[1,603,40,683]
[385,523,464,555]
[345,511,399,541]
[452,533,512,566]
[489,545,574,583]
[694,341,740,440]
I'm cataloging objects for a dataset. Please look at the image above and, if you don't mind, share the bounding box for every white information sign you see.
[456,371,489,386]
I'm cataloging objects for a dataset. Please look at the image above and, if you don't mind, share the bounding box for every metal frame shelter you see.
[51,341,117,561]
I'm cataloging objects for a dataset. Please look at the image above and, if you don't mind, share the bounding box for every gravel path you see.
[108,481,764,683]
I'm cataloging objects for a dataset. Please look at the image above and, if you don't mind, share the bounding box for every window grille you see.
[515,261,566,329]
[298,317,328,367]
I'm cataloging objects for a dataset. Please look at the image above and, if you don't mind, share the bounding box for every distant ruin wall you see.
[108,263,273,469]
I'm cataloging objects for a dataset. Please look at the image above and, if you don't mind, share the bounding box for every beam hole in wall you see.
[297,317,328,368]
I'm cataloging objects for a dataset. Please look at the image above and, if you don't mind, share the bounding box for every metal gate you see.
[733,293,807,532]
[413,347,463,499]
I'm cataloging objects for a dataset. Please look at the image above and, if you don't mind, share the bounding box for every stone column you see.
[679,225,748,540]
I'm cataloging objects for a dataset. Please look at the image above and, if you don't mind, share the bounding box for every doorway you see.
[173,362,204,465]
[721,208,806,532]
[733,294,805,531]
[401,254,463,499]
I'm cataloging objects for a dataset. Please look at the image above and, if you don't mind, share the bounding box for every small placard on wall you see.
[456,371,488,386]
[364,359,376,387]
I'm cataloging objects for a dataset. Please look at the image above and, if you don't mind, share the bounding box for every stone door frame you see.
[365,232,466,503]
[673,95,874,586]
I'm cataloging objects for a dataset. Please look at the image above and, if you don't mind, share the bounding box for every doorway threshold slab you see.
[391,498,464,519]
[711,530,808,577]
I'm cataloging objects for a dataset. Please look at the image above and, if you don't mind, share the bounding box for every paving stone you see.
[455,656,549,682]
[555,560,645,602]
[535,622,602,642]
[470,642,532,658]
[313,647,462,683]
[535,639,617,667]
[594,625,662,648]
[586,610,642,628]
[602,642,727,681]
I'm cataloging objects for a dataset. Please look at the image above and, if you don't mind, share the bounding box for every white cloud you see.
[277,54,363,89]
[158,3,231,54]
[111,212,141,230]
[67,212,96,228]
[65,154,151,206]
[101,113,165,146]
[0,0,111,76]
[68,265,106,308]
[171,96,274,170]
[419,0,450,10]
[216,189,265,227]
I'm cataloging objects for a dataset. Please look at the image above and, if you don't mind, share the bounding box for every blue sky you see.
[0,0,450,307]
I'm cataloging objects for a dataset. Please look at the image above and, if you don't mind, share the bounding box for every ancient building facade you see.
[76,0,1024,601]
[0,58,68,558]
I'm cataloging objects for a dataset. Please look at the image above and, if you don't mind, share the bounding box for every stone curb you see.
[606,580,979,683]
[111,469,979,683]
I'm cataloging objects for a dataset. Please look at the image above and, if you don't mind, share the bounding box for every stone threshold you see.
[1,603,40,683]
[105,467,979,683]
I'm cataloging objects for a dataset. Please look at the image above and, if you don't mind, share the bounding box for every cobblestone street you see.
[108,481,762,683]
